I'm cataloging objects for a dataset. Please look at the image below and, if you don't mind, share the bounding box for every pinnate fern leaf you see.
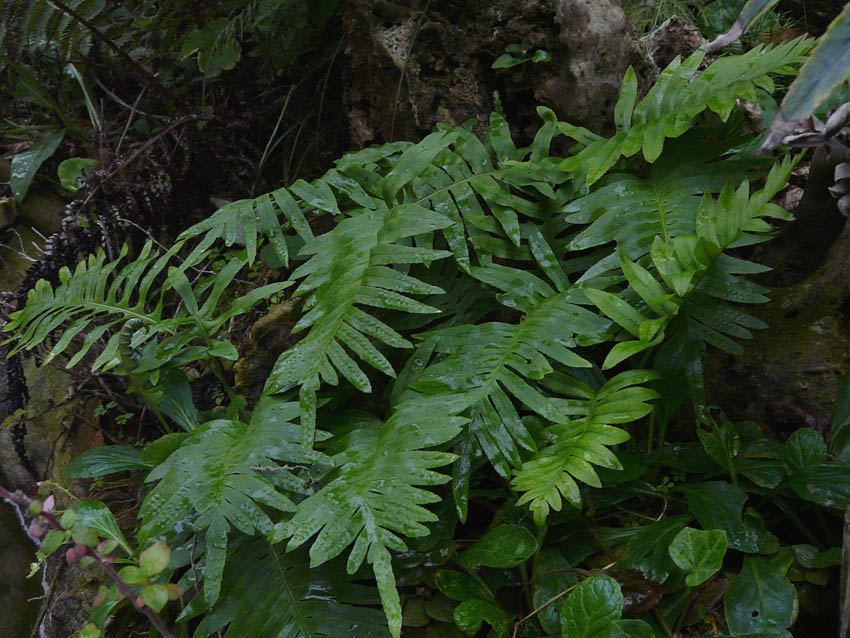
[513,370,659,525]
[400,263,610,514]
[583,155,798,368]
[140,401,329,605]
[560,37,810,184]
[270,402,467,638]
[263,206,453,444]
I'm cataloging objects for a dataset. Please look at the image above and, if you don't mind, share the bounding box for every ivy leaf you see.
[457,524,538,569]
[681,482,777,553]
[621,515,689,584]
[782,428,827,472]
[433,570,512,636]
[533,548,578,635]
[724,549,796,636]
[697,417,740,472]
[669,527,727,586]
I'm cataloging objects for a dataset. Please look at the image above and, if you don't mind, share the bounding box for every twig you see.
[80,113,200,212]
[0,485,174,638]
[116,86,148,155]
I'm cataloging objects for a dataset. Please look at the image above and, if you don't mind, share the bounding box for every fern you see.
[1,32,810,638]
[1,0,110,61]
[140,400,328,605]
[512,370,659,524]
[2,240,288,381]
[190,541,391,638]
[559,37,810,184]
[269,402,467,638]
[582,154,798,369]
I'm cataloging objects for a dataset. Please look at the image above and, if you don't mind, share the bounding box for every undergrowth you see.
[5,30,850,638]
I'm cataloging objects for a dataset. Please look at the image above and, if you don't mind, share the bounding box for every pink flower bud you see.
[66,547,79,565]
[28,517,48,538]
[42,495,55,513]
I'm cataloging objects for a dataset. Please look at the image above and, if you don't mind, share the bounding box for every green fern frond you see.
[1,0,109,61]
[3,241,178,369]
[582,155,798,368]
[3,240,290,376]
[140,401,329,605]
[560,37,810,184]
[563,126,768,260]
[191,541,391,638]
[403,264,609,486]
[512,370,659,525]
[262,206,453,444]
[270,402,467,638]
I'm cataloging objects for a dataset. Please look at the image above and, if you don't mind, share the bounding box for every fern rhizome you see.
[4,38,811,637]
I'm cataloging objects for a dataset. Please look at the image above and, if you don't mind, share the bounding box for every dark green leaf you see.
[70,501,131,555]
[67,445,149,478]
[724,550,796,636]
[786,463,850,508]
[681,482,777,553]
[560,575,622,638]
[669,527,727,586]
[457,524,537,569]
[10,129,65,200]
[782,428,827,472]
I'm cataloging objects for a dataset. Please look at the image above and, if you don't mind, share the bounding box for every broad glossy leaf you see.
[560,575,622,638]
[621,515,688,584]
[669,527,727,586]
[681,482,777,553]
[782,428,826,472]
[533,548,578,635]
[457,524,537,569]
[725,550,796,636]
[10,128,64,200]
[786,463,850,508]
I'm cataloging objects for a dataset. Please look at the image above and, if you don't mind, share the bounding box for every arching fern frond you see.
[262,206,453,444]
[3,240,289,375]
[582,155,798,369]
[563,125,768,260]
[400,263,609,497]
[512,369,659,525]
[560,37,810,185]
[270,402,467,638]
[140,402,329,606]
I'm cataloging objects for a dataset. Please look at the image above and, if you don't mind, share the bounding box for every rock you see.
[342,0,653,144]
[640,16,706,70]
[540,0,650,135]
